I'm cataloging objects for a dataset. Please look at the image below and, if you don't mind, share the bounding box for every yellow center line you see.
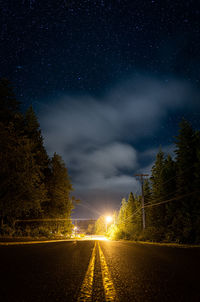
[98,242,117,302]
[77,241,96,302]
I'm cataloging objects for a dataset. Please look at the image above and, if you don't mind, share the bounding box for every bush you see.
[109,226,126,240]
[140,226,165,242]
[0,224,15,236]
[40,226,51,237]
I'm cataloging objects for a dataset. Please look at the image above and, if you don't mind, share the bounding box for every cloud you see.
[74,142,137,186]
[38,75,195,217]
[40,76,190,156]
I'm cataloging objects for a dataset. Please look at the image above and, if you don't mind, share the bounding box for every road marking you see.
[77,241,96,302]
[98,242,117,302]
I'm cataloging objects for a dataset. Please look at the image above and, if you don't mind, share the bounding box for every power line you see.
[117,163,198,226]
[150,162,195,190]
[141,162,197,207]
[134,163,196,209]
[120,190,199,224]
[143,191,199,209]
[76,201,102,216]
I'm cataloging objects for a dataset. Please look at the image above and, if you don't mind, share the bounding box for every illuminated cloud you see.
[39,75,197,217]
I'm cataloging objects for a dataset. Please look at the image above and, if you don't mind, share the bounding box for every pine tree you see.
[0,80,75,236]
[194,130,200,242]
[173,119,199,242]
[131,194,142,239]
[24,106,50,172]
[0,81,46,229]
[125,192,136,237]
[95,215,106,235]
[0,80,43,227]
[116,194,142,239]
[47,153,73,218]
[162,155,176,240]
[24,106,50,215]
[117,198,128,237]
[143,179,152,228]
[175,119,196,195]
[0,124,45,226]
[150,149,166,240]
[144,179,151,204]
[126,193,135,222]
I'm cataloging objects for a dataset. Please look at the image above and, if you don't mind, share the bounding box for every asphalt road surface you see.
[0,240,199,302]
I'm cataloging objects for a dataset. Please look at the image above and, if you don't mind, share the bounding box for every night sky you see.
[1,0,200,218]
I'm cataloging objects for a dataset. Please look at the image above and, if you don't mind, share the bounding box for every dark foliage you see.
[0,79,74,236]
[110,120,200,244]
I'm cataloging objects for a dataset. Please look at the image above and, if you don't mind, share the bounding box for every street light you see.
[105,215,113,232]
[106,216,112,223]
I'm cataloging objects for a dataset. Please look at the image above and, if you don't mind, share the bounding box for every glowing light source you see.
[105,216,112,223]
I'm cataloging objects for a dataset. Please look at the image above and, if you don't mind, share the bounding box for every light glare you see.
[106,216,112,223]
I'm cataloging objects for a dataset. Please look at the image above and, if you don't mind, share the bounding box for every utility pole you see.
[135,174,149,230]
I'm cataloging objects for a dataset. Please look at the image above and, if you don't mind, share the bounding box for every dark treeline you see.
[108,120,200,244]
[0,79,74,237]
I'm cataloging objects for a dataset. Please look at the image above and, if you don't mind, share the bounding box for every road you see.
[0,240,199,302]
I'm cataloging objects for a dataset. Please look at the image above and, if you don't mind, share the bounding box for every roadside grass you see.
[116,239,200,248]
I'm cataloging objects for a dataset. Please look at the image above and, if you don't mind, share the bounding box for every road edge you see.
[117,240,200,248]
[0,239,77,245]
